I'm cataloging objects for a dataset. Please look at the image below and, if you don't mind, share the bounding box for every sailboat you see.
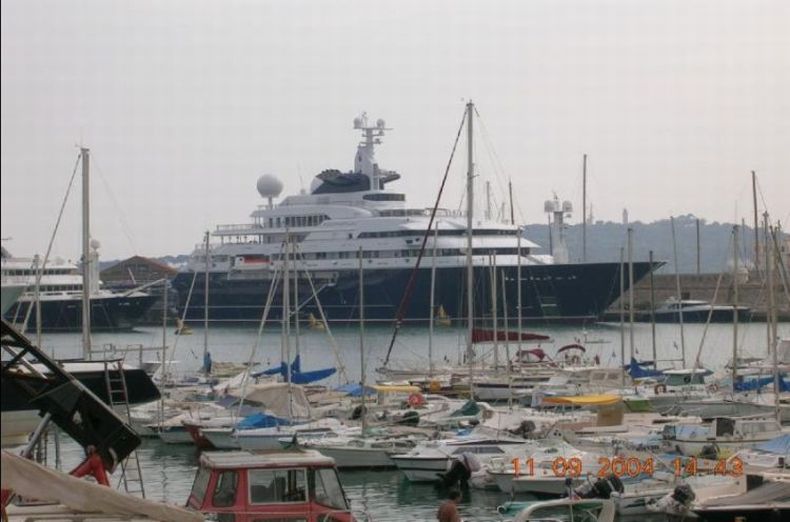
[253,236,337,385]
[1,148,161,446]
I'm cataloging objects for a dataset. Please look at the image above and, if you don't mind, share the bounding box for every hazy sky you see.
[2,0,788,260]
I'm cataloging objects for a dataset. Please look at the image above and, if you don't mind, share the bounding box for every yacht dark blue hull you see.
[172,261,659,325]
[3,294,159,332]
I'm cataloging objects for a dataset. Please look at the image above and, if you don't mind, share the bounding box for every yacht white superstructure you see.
[172,113,657,326]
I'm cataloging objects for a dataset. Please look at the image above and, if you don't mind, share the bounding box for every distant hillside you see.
[525,214,773,274]
[101,215,781,275]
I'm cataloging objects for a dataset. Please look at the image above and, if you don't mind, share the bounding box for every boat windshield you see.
[189,465,212,507]
[312,468,348,510]
[526,502,603,522]
[249,468,307,504]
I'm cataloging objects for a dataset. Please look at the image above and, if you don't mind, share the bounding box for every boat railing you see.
[215,223,262,232]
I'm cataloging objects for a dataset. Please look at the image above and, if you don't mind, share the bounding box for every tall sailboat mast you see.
[465,101,475,373]
[732,225,739,393]
[80,147,91,359]
[358,247,367,433]
[203,230,210,372]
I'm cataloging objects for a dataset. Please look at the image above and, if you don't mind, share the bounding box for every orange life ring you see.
[408,393,426,408]
[654,384,668,395]
[707,383,719,393]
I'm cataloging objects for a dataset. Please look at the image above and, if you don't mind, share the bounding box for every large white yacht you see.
[1,245,157,331]
[173,114,656,325]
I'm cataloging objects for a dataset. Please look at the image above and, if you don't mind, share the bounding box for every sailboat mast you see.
[284,235,293,420]
[752,171,760,269]
[491,253,499,369]
[582,153,587,262]
[649,250,657,368]
[465,102,475,385]
[671,216,686,365]
[732,225,739,393]
[203,230,210,371]
[767,223,779,420]
[429,223,437,377]
[80,147,91,359]
[517,231,522,357]
[628,227,635,360]
[358,247,367,433]
[619,247,625,387]
[501,274,511,409]
[508,180,515,225]
[293,246,300,361]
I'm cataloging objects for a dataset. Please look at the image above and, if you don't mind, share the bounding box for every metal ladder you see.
[103,359,146,498]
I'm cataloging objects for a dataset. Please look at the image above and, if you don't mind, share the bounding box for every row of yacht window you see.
[268,247,531,261]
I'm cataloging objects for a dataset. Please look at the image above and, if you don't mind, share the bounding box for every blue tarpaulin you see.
[627,358,664,379]
[236,412,291,429]
[335,383,377,397]
[734,375,790,392]
[252,355,337,384]
[755,434,790,454]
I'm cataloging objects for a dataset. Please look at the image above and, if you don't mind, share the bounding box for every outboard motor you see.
[438,453,480,489]
[396,410,420,426]
[699,444,719,460]
[509,420,537,438]
[647,484,696,517]
[573,474,624,499]
[439,459,471,488]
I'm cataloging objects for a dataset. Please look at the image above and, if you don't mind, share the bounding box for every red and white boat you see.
[187,450,354,521]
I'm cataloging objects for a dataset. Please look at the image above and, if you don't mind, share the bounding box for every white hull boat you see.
[235,418,351,451]
[392,437,538,482]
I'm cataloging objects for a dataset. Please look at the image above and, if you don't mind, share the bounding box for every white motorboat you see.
[490,448,601,496]
[662,416,785,457]
[511,498,615,522]
[653,297,751,323]
[235,417,353,451]
[391,436,538,482]
[299,433,423,469]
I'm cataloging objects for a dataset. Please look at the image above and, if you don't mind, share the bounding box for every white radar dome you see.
[90,239,101,250]
[256,174,283,199]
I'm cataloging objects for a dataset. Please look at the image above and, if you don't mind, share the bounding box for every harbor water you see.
[21,321,790,521]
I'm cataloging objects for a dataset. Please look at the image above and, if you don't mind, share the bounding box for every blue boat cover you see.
[627,358,664,379]
[754,434,790,454]
[734,375,790,392]
[335,383,377,397]
[236,412,291,429]
[252,355,337,384]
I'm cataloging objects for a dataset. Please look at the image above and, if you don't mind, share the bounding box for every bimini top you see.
[200,450,336,470]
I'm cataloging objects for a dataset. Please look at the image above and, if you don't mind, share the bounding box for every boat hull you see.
[391,456,451,482]
[309,447,396,469]
[4,294,159,332]
[653,308,751,323]
[1,362,160,446]
[173,262,657,325]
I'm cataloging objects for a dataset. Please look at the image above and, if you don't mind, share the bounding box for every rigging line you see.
[298,243,350,384]
[166,269,198,374]
[473,107,511,209]
[690,233,732,372]
[235,261,282,419]
[382,106,467,369]
[91,156,139,254]
[20,153,82,333]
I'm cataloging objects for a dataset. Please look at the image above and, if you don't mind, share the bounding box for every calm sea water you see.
[19,321,789,521]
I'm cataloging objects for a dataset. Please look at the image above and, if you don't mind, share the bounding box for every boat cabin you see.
[187,450,353,522]
[662,369,710,387]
